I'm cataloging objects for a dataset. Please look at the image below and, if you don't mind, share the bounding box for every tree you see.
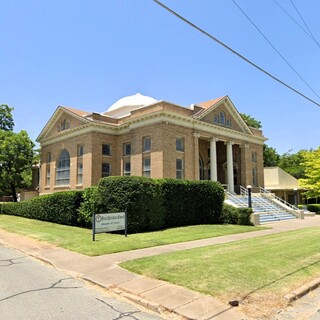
[263,144,280,167]
[299,148,320,199]
[0,130,35,201]
[240,113,262,129]
[0,104,14,131]
[278,149,306,179]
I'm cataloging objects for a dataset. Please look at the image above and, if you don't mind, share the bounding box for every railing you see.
[259,186,299,211]
[240,185,248,197]
[224,189,247,207]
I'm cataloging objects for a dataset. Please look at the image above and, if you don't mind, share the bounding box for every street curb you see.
[283,277,320,302]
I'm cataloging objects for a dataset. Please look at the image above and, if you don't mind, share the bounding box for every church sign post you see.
[92,212,127,241]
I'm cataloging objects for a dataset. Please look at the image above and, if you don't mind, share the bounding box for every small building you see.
[37,93,267,195]
[264,166,302,204]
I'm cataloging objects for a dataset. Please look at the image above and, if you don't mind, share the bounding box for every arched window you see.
[56,149,70,185]
[219,112,225,125]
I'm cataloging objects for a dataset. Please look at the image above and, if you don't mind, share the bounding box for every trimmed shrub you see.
[78,186,99,228]
[93,176,165,233]
[159,179,224,227]
[1,191,83,226]
[307,204,320,213]
[221,204,253,225]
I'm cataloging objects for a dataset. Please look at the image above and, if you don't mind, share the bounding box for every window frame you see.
[176,158,184,179]
[142,157,151,177]
[142,136,151,152]
[176,137,185,152]
[123,160,131,176]
[77,162,83,185]
[101,162,111,178]
[123,143,131,156]
[102,144,111,156]
[55,149,70,186]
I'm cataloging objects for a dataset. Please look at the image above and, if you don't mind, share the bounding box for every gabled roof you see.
[192,95,253,135]
[36,106,91,142]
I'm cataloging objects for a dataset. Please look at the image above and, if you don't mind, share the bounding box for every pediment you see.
[195,96,253,135]
[37,106,90,142]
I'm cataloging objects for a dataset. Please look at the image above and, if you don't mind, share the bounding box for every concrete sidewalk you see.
[1,216,320,320]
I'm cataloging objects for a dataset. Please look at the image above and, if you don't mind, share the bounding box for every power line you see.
[152,0,320,108]
[289,0,320,49]
[272,0,320,49]
[232,0,320,100]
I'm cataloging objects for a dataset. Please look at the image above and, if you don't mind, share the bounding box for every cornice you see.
[40,110,267,146]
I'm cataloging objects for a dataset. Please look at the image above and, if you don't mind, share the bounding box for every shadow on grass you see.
[241,258,320,302]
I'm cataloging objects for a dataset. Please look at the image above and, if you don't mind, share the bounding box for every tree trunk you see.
[10,183,17,202]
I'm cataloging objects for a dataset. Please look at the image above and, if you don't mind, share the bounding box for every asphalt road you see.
[0,245,166,320]
[275,287,320,320]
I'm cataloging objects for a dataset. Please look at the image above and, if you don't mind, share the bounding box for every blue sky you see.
[1,0,319,154]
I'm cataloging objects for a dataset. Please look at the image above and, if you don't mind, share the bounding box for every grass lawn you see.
[121,227,320,313]
[0,214,266,256]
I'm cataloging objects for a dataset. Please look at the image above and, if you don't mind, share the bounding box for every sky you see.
[1,0,320,154]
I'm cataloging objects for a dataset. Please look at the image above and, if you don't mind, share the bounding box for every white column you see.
[193,133,200,180]
[226,141,234,193]
[210,138,217,181]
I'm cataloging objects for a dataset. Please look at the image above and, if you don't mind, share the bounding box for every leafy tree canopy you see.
[299,148,320,199]
[263,144,280,167]
[240,113,262,129]
[0,130,35,201]
[278,149,307,179]
[0,104,14,131]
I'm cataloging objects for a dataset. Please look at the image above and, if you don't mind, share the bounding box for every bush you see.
[307,204,320,213]
[93,176,165,233]
[159,179,224,227]
[78,186,99,228]
[1,191,84,226]
[221,204,253,225]
[79,177,225,233]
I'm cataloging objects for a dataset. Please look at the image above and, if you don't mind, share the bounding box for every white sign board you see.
[93,212,127,240]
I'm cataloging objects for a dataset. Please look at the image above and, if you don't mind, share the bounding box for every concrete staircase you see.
[225,189,298,224]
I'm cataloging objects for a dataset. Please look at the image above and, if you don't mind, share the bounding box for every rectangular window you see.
[77,162,83,184]
[77,145,84,157]
[252,167,258,186]
[142,137,151,152]
[102,144,111,156]
[46,152,51,164]
[252,152,257,163]
[143,157,151,177]
[123,161,131,176]
[176,138,184,152]
[176,159,184,179]
[46,166,50,186]
[102,163,111,178]
[123,143,131,156]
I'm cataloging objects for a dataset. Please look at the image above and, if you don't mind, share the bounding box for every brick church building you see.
[37,93,266,195]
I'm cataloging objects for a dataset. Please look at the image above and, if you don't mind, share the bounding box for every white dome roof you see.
[108,93,157,112]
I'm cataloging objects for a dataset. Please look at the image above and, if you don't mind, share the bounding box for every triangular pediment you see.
[36,106,91,142]
[194,96,254,135]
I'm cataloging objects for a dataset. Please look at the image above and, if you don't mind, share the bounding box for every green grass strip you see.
[121,227,320,299]
[0,214,266,256]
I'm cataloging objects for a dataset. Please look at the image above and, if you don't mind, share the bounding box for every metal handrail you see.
[260,186,299,211]
[224,189,247,207]
[240,185,248,196]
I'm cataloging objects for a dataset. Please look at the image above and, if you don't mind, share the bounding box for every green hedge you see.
[221,203,253,225]
[1,176,251,232]
[159,179,224,227]
[1,191,83,226]
[307,204,320,213]
[78,176,165,233]
[78,176,225,232]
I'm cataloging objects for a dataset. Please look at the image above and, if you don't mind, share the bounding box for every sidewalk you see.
[1,216,320,320]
